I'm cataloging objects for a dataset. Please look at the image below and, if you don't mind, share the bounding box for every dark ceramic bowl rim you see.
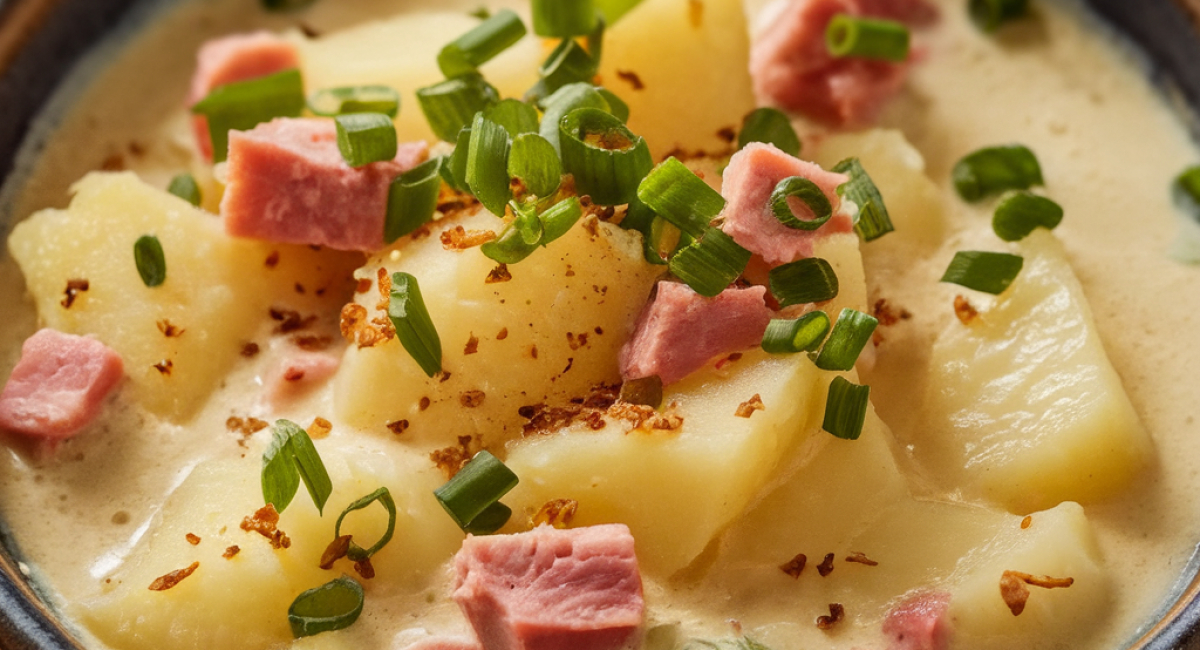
[1,0,1200,648]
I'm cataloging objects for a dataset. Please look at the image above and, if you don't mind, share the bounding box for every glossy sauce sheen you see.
[0,0,1198,648]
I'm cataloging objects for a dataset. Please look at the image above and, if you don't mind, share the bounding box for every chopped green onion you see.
[761,311,831,354]
[434,450,518,533]
[991,191,1063,241]
[307,85,400,118]
[814,308,878,371]
[262,0,316,11]
[467,112,515,216]
[261,419,333,515]
[595,87,629,122]
[1172,165,1200,222]
[508,133,563,198]
[620,197,675,265]
[532,0,598,37]
[468,7,490,20]
[768,257,839,307]
[482,202,542,264]
[416,74,500,142]
[334,487,397,561]
[969,0,1029,32]
[133,235,167,288]
[438,8,528,78]
[167,173,201,207]
[516,201,545,245]
[941,251,1023,295]
[636,157,724,238]
[559,107,653,205]
[191,69,305,163]
[826,14,910,61]
[669,228,751,297]
[594,0,643,23]
[952,144,1043,202]
[464,502,513,535]
[335,113,397,167]
[388,272,443,377]
[287,576,364,639]
[770,176,833,230]
[539,83,613,153]
[737,108,801,157]
[822,377,870,440]
[538,196,584,245]
[833,158,893,242]
[531,39,598,100]
[587,13,606,68]
[443,127,474,192]
[386,157,443,244]
[484,99,540,137]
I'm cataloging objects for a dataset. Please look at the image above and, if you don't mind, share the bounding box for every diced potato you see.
[6,172,358,420]
[333,208,662,445]
[599,0,756,158]
[77,437,462,650]
[921,229,1151,513]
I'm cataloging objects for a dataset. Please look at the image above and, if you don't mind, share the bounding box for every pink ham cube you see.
[883,591,952,650]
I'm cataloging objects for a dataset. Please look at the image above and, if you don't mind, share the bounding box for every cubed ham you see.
[882,591,952,650]
[187,31,301,161]
[265,350,341,406]
[750,0,932,125]
[221,118,428,251]
[719,143,851,267]
[0,329,124,440]
[453,524,644,650]
[619,282,773,385]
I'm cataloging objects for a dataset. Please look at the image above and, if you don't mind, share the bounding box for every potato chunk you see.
[921,229,1152,512]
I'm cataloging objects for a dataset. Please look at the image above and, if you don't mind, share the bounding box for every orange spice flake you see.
[460,390,486,408]
[735,394,765,418]
[157,319,185,338]
[1000,570,1075,616]
[60,278,89,309]
[185,533,201,546]
[567,332,589,351]
[845,552,878,567]
[816,603,845,630]
[954,295,979,325]
[387,419,410,435]
[319,534,353,570]
[497,327,509,340]
[780,553,807,579]
[464,334,480,355]
[440,225,496,251]
[354,558,375,580]
[872,298,913,326]
[222,545,240,559]
[307,417,333,439]
[240,504,291,550]
[486,263,512,283]
[148,561,199,591]
[816,553,836,577]
[339,303,393,348]
[1021,515,1033,530]
[533,499,579,529]
[152,359,174,376]
[615,69,644,90]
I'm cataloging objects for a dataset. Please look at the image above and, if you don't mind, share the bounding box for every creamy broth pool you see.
[1,0,1199,648]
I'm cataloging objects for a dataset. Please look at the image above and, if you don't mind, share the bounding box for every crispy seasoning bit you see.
[269,307,316,334]
[265,251,280,268]
[431,435,477,479]
[439,371,453,382]
[716,126,737,143]
[954,295,979,325]
[687,0,704,27]
[780,553,807,579]
[530,345,539,359]
[816,603,845,630]
[293,334,333,351]
[533,499,579,529]
[100,154,125,171]
[227,416,269,436]
[565,264,576,277]
[735,394,765,418]
[157,319,185,338]
[619,376,663,408]
[464,334,480,355]
[845,552,878,566]
[816,553,836,577]
[294,282,306,294]
[1021,515,1033,529]
[61,278,89,309]
[1000,570,1075,616]
[440,225,496,251]
[460,390,486,408]
[419,396,431,411]
[222,545,240,559]
[615,69,645,90]
[567,332,589,350]
[497,327,509,340]
[486,263,512,283]
[873,298,913,326]
[594,326,604,335]
[387,419,410,435]
[319,535,352,570]
[185,533,201,546]
[355,278,373,293]
[240,504,291,550]
[241,342,260,357]
[308,417,333,439]
[354,558,375,580]
[148,561,199,591]
[153,360,174,376]
[340,303,393,348]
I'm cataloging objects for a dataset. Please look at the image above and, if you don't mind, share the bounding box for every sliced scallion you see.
[636,157,724,238]
[191,69,305,163]
[595,86,629,122]
[826,14,910,61]
[822,377,870,440]
[442,126,474,192]
[287,576,364,638]
[669,228,751,297]
[538,196,583,245]
[531,39,598,100]
[940,251,1024,294]
[737,107,801,157]
[386,157,443,243]
[770,176,833,230]
[539,83,613,152]
[261,419,333,515]
[991,191,1063,241]
[434,450,518,533]
[508,133,563,198]
[952,145,1043,202]
[532,0,598,37]
[484,98,539,138]
[307,85,400,118]
[482,203,541,264]
[1172,165,1200,222]
[464,502,513,535]
[768,257,839,307]
[620,197,674,265]
[334,487,397,561]
[133,235,167,288]
[388,272,443,377]
[833,158,893,242]
[416,74,500,142]
[438,9,527,78]
[969,0,1029,32]
[814,308,878,371]
[167,173,201,207]
[559,107,652,205]
[466,112,515,216]
[335,113,397,167]
[761,311,831,354]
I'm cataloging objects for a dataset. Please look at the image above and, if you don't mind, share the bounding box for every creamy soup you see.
[1,0,1199,649]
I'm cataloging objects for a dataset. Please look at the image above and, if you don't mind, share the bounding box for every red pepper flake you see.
[440,371,453,383]
[816,553,835,576]
[816,603,845,630]
[265,251,280,268]
[241,342,260,357]
[240,504,291,549]
[845,552,878,566]
[185,533,201,546]
[735,394,765,418]
[226,416,269,436]
[954,295,979,325]
[60,278,89,309]
[1021,515,1033,529]
[419,396,431,411]
[497,327,509,340]
[153,360,174,376]
[148,561,199,591]
[530,345,539,359]
[319,535,352,570]
[157,319,186,338]
[284,367,306,382]
[355,278,373,293]
[387,419,410,435]
[532,499,578,529]
[222,545,240,559]
[440,225,496,251]
[780,553,807,578]
[464,334,480,355]
[486,263,512,283]
[872,298,912,326]
[461,390,486,408]
[615,69,644,90]
[594,326,604,335]
[307,417,333,439]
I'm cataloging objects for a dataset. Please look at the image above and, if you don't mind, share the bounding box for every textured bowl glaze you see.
[0,0,1199,648]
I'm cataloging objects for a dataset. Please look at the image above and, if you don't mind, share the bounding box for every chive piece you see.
[482,202,542,264]
[823,377,870,441]
[620,197,675,265]
[133,235,167,288]
[434,450,518,533]
[334,487,397,561]
[737,108,801,157]
[539,83,613,153]
[307,85,400,118]
[669,228,751,297]
[443,127,474,192]
[287,576,364,639]
[416,74,500,142]
[826,14,910,61]
[969,0,1029,32]
[438,8,528,78]
[261,0,316,11]
[167,173,201,207]
[992,191,1063,242]
[484,99,540,138]
[940,251,1024,294]
[594,0,643,23]
[261,419,333,515]
[770,176,833,231]
[464,502,513,535]
[335,113,397,167]
[531,39,598,101]
[467,112,515,216]
[587,13,606,67]
[952,145,1043,202]
[539,196,584,245]
[1172,165,1200,222]
[761,311,831,354]
[814,308,878,371]
[833,158,893,242]
[619,375,663,408]
[532,0,598,36]
[595,87,629,122]
[768,257,839,307]
[388,272,443,377]
[386,157,443,244]
[636,157,725,238]
[516,201,546,245]
[559,107,653,205]
[469,7,490,19]
[509,133,563,198]
[191,69,305,163]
